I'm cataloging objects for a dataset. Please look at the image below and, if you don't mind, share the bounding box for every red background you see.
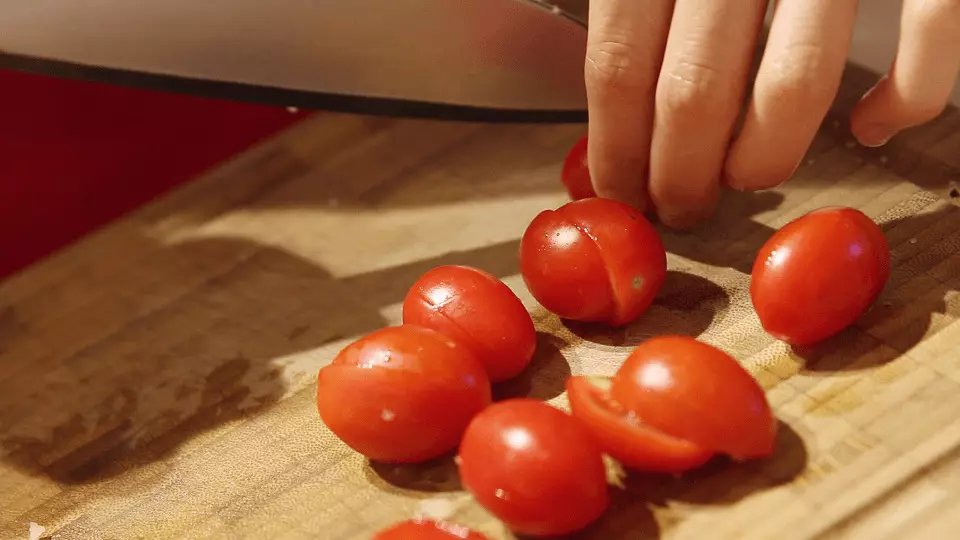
[0,69,307,279]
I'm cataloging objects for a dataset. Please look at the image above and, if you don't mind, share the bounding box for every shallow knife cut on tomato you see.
[372,518,489,540]
[605,336,777,462]
[316,325,491,464]
[520,197,667,327]
[402,264,536,383]
[566,375,714,473]
[750,206,891,346]
[457,398,610,537]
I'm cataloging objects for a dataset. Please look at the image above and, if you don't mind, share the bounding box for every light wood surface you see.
[2,64,960,540]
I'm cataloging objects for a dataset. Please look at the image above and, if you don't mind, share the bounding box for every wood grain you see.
[2,63,960,540]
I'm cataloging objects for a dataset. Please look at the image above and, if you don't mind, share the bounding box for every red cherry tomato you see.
[457,398,610,537]
[519,197,667,326]
[402,265,537,383]
[561,135,596,200]
[316,325,491,463]
[566,375,713,473]
[611,336,776,461]
[373,518,489,540]
[750,206,890,346]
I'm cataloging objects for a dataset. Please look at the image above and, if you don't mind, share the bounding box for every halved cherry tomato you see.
[519,197,667,326]
[402,265,536,383]
[750,206,890,346]
[566,375,713,473]
[373,518,489,540]
[316,325,491,463]
[457,398,609,537]
[611,336,776,461]
[560,135,596,200]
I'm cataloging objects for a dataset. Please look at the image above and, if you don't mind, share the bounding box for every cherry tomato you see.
[373,518,489,540]
[519,197,667,326]
[457,398,609,537]
[611,336,776,461]
[560,135,596,200]
[402,265,536,383]
[750,206,890,346]
[316,325,491,463]
[566,375,713,473]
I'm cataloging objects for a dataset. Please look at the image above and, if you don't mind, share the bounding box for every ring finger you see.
[649,0,768,228]
[724,0,859,191]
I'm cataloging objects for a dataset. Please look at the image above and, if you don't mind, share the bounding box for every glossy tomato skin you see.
[750,206,890,346]
[519,197,667,327]
[561,135,596,200]
[458,399,610,537]
[316,325,491,463]
[373,518,489,540]
[402,265,536,383]
[611,336,776,460]
[566,376,713,474]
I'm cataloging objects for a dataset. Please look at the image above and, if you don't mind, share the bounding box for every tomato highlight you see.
[316,325,491,463]
[611,336,777,461]
[750,206,891,346]
[402,265,537,383]
[373,518,489,540]
[457,398,610,537]
[519,197,667,327]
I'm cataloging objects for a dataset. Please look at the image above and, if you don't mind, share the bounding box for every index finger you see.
[584,0,674,211]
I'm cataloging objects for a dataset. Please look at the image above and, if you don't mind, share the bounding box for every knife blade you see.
[0,0,589,123]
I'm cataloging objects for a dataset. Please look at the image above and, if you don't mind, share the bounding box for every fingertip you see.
[850,76,899,147]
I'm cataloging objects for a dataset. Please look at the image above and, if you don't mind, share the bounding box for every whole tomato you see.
[457,399,610,537]
[519,197,667,326]
[373,518,489,540]
[751,206,890,345]
[316,325,491,463]
[611,336,776,461]
[566,375,713,474]
[560,135,596,200]
[402,265,536,382]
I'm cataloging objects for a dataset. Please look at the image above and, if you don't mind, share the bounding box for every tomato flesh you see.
[316,325,491,463]
[519,197,667,327]
[402,265,537,382]
[611,336,776,460]
[457,398,609,537]
[560,135,596,200]
[566,376,713,473]
[373,518,489,540]
[750,206,890,346]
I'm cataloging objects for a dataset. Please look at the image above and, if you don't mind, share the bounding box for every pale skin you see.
[584,0,960,228]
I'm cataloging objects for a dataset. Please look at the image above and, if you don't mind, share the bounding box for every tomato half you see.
[402,265,537,383]
[611,336,776,461]
[373,518,489,540]
[566,376,713,473]
[457,398,609,537]
[519,197,667,327]
[316,325,491,463]
[560,135,596,200]
[750,206,890,346]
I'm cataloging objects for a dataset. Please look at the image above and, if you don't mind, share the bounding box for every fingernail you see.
[857,123,897,148]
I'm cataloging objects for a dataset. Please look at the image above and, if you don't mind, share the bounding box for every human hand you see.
[583,0,960,228]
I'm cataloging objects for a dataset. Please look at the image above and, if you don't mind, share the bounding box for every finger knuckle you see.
[656,59,738,123]
[585,40,655,95]
[761,44,838,112]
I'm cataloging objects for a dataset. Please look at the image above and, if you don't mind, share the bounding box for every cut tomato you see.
[566,376,713,473]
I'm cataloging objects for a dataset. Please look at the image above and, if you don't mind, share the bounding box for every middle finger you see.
[650,0,768,228]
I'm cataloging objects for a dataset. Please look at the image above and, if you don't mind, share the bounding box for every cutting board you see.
[2,63,960,540]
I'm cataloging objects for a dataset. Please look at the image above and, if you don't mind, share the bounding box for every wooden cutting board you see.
[2,63,960,540]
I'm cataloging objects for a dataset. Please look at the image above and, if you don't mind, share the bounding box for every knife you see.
[0,0,588,123]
